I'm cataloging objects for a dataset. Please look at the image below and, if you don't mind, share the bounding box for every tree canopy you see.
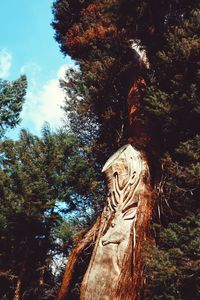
[0,1,199,298]
[0,126,102,299]
[0,75,27,138]
[52,0,200,298]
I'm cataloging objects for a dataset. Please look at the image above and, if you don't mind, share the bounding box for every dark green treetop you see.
[0,125,101,299]
[52,1,200,298]
[0,75,27,138]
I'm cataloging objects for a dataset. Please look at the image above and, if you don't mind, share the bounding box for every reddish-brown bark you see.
[111,76,154,300]
[57,218,101,300]
[127,77,150,149]
[13,263,26,300]
[113,163,153,300]
[58,73,154,300]
[132,187,154,299]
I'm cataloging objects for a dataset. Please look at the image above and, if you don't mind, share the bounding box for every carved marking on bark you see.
[57,218,101,300]
[80,144,150,300]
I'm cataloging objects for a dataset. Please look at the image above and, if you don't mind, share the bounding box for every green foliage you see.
[0,125,102,299]
[144,8,200,154]
[142,9,200,226]
[0,75,27,138]
[52,0,200,153]
[145,214,200,300]
[52,1,200,298]
[52,0,142,159]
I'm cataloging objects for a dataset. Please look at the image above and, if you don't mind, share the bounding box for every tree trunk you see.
[57,218,101,300]
[13,277,22,300]
[58,47,154,300]
[80,145,153,300]
[114,182,153,300]
[13,264,26,300]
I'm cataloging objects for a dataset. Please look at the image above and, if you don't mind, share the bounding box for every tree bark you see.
[58,46,154,300]
[114,181,153,300]
[13,277,22,300]
[80,145,152,300]
[57,218,101,300]
[13,264,26,300]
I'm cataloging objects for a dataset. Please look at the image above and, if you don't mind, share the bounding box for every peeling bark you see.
[127,77,150,150]
[13,277,22,300]
[80,145,152,300]
[13,264,26,300]
[57,218,101,300]
[58,41,154,300]
[114,182,153,300]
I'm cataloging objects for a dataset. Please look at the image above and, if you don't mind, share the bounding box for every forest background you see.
[0,0,200,299]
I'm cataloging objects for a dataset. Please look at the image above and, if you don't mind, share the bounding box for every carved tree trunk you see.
[58,124,153,300]
[57,44,154,300]
[57,218,101,300]
[80,145,152,300]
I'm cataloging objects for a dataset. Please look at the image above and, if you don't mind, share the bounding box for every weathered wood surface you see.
[57,218,101,300]
[57,40,153,300]
[80,144,152,300]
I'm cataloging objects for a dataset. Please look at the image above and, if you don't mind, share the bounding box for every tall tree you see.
[0,126,101,299]
[52,1,200,299]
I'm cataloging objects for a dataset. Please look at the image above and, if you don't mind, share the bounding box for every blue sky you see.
[0,0,74,139]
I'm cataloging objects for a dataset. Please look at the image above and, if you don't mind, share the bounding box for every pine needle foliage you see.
[0,75,27,138]
[0,125,102,299]
[52,1,200,298]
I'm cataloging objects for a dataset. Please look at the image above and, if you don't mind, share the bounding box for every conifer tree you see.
[0,126,101,299]
[52,1,200,298]
[0,75,27,138]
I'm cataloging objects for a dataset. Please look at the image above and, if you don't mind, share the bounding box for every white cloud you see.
[20,62,41,88]
[21,64,71,134]
[57,64,69,80]
[20,62,41,76]
[0,49,12,78]
[57,62,78,79]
